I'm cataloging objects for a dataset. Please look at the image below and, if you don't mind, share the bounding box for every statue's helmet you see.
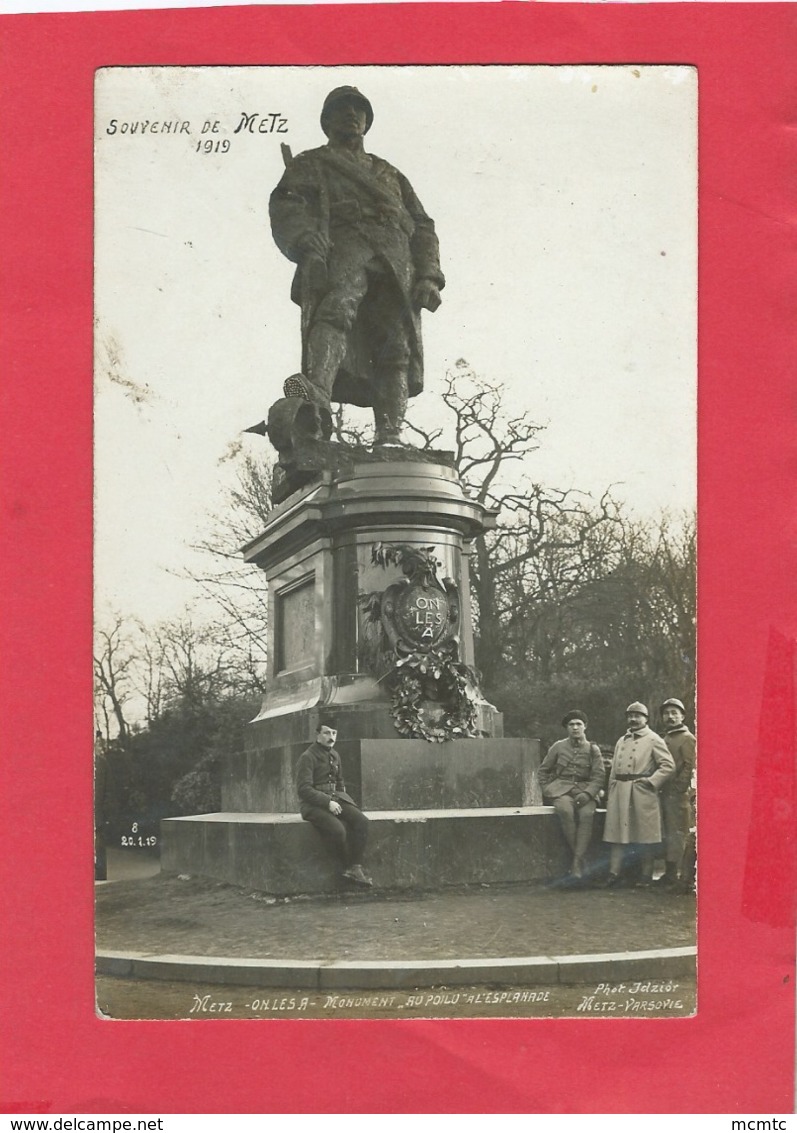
[320,86,374,135]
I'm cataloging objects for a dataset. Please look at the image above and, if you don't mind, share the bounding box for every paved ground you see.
[102,846,160,882]
[96,865,696,962]
[95,851,695,1019]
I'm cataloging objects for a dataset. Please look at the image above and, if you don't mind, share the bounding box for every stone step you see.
[161,806,606,896]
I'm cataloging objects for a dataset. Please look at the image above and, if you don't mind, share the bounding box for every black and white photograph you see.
[93,64,697,1021]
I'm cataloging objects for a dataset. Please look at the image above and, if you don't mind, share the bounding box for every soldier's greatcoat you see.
[661,725,696,796]
[603,726,675,844]
[270,145,444,407]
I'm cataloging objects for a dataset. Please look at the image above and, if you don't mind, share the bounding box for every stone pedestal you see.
[240,456,498,727]
[160,454,561,895]
[162,808,578,895]
[161,809,608,896]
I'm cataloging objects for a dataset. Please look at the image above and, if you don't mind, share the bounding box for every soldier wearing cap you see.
[296,719,372,887]
[656,698,696,890]
[602,701,675,887]
[538,711,605,884]
[270,86,445,446]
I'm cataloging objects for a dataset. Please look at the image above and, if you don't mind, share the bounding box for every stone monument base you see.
[161,807,608,896]
[159,457,559,897]
[226,733,537,813]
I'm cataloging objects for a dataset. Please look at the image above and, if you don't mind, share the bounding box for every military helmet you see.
[625,701,649,718]
[660,697,686,713]
[320,86,374,135]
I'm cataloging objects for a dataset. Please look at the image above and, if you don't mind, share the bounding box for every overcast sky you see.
[95,64,696,626]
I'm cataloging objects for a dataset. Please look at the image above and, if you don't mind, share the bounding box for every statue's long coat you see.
[269,145,444,407]
[603,726,676,844]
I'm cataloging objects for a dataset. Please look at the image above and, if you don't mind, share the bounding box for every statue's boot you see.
[304,321,348,415]
[373,367,408,446]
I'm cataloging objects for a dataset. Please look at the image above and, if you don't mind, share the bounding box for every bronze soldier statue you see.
[269,86,444,446]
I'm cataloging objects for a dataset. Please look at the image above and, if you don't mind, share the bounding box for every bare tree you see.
[423,362,622,691]
[175,363,692,725]
[136,625,166,727]
[94,614,136,744]
[146,614,252,711]
[181,453,273,691]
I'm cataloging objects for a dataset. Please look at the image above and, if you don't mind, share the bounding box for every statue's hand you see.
[298,231,330,260]
[412,279,442,312]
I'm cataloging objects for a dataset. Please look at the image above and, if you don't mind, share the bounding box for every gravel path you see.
[96,873,696,961]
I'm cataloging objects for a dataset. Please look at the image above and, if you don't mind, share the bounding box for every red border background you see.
[2,2,795,1114]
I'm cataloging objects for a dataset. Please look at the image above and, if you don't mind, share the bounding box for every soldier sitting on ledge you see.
[297,720,373,887]
[538,710,605,885]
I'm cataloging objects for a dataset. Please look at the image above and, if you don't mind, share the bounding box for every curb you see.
[96,945,696,990]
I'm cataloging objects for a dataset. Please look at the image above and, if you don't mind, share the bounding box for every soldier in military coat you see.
[538,710,605,883]
[602,701,675,887]
[296,720,372,887]
[655,697,697,890]
[270,86,445,445]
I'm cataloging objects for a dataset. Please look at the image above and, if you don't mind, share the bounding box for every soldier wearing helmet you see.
[269,87,444,446]
[655,697,696,890]
[601,701,675,887]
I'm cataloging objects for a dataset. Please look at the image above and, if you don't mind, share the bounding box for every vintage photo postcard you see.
[3,1,794,1116]
[93,62,698,1023]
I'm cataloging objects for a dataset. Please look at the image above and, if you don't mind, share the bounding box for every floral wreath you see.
[387,645,480,743]
[359,542,482,742]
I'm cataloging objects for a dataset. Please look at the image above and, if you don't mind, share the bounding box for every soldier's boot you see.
[654,861,679,889]
[635,850,655,888]
[675,850,696,895]
[343,863,373,887]
[599,872,621,889]
[373,368,408,446]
